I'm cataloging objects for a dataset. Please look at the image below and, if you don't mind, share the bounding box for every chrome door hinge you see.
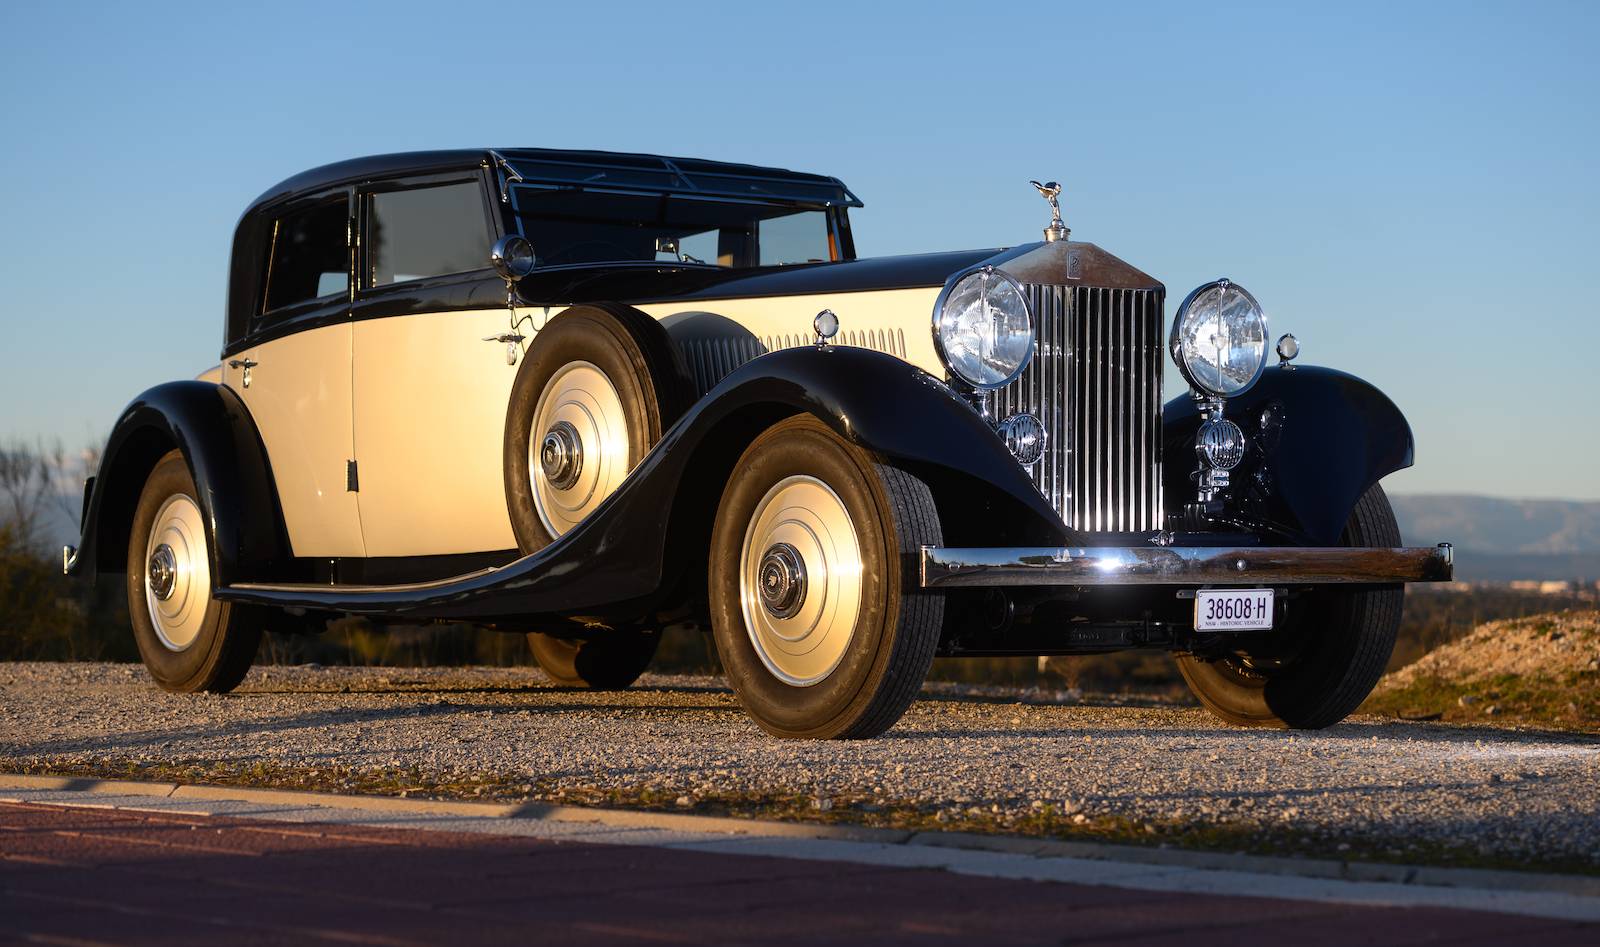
[228,357,257,388]
[346,460,359,492]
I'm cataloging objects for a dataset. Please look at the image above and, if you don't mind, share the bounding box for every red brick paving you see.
[0,801,1593,945]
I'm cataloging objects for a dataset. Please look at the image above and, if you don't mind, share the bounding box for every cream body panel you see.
[341,289,941,558]
[223,322,366,557]
[352,307,521,557]
[635,287,943,394]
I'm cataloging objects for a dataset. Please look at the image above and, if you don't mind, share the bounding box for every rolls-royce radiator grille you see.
[995,285,1165,532]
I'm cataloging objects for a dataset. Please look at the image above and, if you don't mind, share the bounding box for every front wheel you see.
[708,416,944,739]
[1177,484,1404,729]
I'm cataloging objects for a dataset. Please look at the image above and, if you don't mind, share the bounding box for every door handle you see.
[483,334,525,366]
[228,357,258,388]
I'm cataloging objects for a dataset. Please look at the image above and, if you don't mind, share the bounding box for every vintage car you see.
[65,148,1453,738]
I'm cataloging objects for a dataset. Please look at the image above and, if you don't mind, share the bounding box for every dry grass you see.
[1363,610,1600,732]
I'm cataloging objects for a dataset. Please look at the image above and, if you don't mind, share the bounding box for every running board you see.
[919,544,1454,588]
[226,568,500,598]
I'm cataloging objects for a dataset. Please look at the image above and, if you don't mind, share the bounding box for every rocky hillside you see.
[1364,610,1600,731]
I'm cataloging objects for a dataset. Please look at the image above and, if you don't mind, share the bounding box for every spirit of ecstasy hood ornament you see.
[1029,180,1069,243]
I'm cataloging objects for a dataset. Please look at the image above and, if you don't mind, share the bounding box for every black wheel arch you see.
[70,381,291,586]
[1162,365,1415,545]
[646,345,1075,616]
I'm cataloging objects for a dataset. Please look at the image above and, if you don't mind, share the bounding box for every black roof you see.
[245,148,861,216]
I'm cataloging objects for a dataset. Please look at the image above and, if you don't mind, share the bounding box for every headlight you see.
[1169,279,1269,398]
[933,266,1034,389]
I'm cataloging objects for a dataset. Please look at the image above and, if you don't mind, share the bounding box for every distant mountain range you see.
[35,491,1600,583]
[1389,494,1600,582]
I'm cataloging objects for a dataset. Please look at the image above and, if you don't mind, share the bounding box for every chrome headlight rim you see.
[1168,278,1271,399]
[931,264,1036,391]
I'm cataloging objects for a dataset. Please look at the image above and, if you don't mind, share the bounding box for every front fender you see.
[1163,365,1414,544]
[71,381,288,585]
[681,346,1071,547]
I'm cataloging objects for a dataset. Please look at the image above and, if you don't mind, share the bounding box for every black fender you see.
[673,345,1072,547]
[1162,365,1414,545]
[70,381,290,585]
[220,346,1070,620]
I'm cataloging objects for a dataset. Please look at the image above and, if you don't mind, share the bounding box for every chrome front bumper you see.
[919,543,1454,589]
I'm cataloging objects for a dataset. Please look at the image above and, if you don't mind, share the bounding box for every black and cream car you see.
[65,148,1453,738]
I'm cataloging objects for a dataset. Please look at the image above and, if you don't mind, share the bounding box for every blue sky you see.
[1,1,1596,499]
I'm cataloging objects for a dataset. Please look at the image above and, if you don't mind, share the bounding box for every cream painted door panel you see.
[352,308,520,557]
[224,321,365,558]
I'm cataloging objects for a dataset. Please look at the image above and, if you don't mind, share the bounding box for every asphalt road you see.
[2,663,1599,870]
[4,799,1596,945]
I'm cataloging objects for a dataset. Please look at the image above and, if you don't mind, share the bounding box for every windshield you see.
[511,188,836,268]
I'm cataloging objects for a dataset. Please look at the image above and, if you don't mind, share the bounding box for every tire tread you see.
[836,463,943,738]
[1178,483,1403,729]
[1293,485,1403,728]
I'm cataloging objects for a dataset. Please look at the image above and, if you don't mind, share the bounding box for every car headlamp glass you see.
[934,267,1034,389]
[1170,280,1269,398]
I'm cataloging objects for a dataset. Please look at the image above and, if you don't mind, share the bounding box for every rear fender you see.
[72,381,289,585]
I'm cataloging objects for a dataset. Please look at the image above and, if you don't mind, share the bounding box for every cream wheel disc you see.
[143,494,211,652]
[530,360,632,537]
[739,475,863,686]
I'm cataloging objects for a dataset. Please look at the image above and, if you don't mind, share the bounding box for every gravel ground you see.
[3,662,1598,869]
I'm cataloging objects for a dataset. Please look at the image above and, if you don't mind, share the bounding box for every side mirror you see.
[490,235,536,281]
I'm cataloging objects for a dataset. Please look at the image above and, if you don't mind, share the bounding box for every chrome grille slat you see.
[996,283,1164,532]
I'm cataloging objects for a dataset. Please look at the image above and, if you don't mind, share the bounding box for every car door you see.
[350,171,522,557]
[222,189,366,557]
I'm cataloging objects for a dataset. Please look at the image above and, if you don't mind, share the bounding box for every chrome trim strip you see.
[226,567,501,597]
[919,543,1455,588]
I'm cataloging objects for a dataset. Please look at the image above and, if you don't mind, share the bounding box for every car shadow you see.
[11,698,740,757]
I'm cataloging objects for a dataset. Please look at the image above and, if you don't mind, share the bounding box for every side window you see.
[262,198,349,314]
[367,181,491,287]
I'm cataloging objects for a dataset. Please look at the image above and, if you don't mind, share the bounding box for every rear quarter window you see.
[262,198,349,314]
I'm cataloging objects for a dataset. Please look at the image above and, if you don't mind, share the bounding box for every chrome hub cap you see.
[147,545,177,600]
[757,542,807,619]
[739,476,862,686]
[530,361,630,536]
[143,494,210,652]
[539,420,583,490]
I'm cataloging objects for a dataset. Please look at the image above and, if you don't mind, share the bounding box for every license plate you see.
[1194,588,1274,631]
